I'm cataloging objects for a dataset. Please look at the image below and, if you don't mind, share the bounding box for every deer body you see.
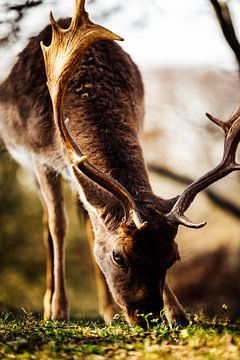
[1,0,239,326]
[0,17,185,324]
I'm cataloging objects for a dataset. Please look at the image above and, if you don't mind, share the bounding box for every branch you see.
[0,0,44,45]
[148,163,240,219]
[210,0,240,68]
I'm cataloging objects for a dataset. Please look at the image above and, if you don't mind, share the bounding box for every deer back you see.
[0,18,147,191]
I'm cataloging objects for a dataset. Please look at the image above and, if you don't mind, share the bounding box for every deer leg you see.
[163,279,188,327]
[85,216,117,324]
[42,208,54,320]
[35,164,68,320]
[35,179,55,320]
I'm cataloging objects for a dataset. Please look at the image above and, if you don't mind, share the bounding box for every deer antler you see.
[166,104,240,228]
[40,0,146,230]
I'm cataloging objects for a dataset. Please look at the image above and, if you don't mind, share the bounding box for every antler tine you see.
[40,1,146,230]
[166,105,240,228]
[205,113,226,132]
[70,0,87,29]
[41,0,123,96]
[206,104,240,134]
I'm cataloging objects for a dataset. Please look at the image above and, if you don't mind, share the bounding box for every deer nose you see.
[127,298,164,327]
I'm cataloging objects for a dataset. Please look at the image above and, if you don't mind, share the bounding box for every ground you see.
[0,312,240,359]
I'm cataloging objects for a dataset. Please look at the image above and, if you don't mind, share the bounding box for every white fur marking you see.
[8,146,33,170]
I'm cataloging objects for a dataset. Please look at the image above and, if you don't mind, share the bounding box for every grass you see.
[0,312,240,359]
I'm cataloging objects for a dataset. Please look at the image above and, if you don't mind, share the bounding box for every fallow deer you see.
[0,0,239,326]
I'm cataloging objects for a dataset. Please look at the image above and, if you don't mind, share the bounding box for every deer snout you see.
[126,298,164,327]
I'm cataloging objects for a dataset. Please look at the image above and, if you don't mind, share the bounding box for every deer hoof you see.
[169,316,189,329]
[166,313,189,328]
[51,293,69,321]
[43,289,53,320]
[100,305,117,325]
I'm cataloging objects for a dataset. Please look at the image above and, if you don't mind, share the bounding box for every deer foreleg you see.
[35,164,68,321]
[163,280,188,327]
[85,216,117,324]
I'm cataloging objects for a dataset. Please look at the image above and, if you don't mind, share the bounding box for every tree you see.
[0,0,44,45]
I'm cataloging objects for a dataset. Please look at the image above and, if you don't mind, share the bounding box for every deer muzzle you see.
[126,298,164,327]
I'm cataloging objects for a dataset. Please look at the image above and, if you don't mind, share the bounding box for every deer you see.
[0,0,239,327]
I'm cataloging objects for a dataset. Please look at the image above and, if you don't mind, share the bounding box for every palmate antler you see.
[166,105,240,228]
[40,0,146,230]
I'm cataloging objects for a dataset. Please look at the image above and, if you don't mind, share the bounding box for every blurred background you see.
[0,0,240,320]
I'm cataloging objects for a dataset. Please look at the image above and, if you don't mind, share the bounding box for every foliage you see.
[0,312,239,359]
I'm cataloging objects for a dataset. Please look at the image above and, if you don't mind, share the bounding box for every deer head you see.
[41,0,240,324]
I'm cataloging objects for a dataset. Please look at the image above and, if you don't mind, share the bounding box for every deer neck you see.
[68,127,153,228]
[65,109,152,199]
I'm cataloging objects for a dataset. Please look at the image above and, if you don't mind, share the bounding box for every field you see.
[0,312,240,360]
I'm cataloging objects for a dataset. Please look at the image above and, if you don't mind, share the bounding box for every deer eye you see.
[112,250,125,267]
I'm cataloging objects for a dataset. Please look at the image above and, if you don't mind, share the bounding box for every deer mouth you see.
[125,299,164,327]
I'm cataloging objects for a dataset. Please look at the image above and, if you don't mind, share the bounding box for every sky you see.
[0,0,240,82]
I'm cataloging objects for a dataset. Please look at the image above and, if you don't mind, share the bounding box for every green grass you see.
[0,312,240,359]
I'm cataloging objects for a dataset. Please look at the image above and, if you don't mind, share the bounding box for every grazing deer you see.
[0,0,239,326]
